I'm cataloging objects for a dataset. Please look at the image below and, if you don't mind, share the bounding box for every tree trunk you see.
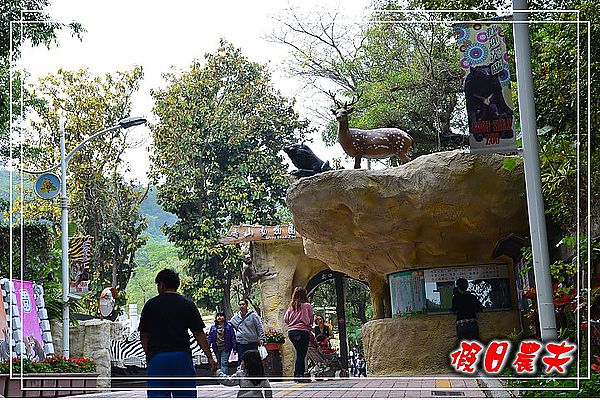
[222,275,234,320]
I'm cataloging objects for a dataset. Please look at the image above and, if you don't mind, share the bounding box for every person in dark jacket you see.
[451,278,484,341]
[208,312,237,374]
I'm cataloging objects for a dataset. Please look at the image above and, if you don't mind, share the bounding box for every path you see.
[70,377,506,398]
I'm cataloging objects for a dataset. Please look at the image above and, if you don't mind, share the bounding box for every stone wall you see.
[51,319,124,387]
[362,310,521,375]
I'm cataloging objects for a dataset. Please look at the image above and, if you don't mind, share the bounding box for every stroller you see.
[306,333,347,378]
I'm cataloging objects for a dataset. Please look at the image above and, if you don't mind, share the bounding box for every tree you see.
[270,0,467,159]
[150,41,311,317]
[22,67,148,315]
[0,0,83,164]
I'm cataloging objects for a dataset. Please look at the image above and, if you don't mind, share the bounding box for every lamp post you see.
[513,0,557,341]
[23,116,147,357]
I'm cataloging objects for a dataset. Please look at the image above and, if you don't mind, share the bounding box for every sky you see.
[18,0,374,184]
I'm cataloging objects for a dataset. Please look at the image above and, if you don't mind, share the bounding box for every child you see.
[208,311,237,374]
[356,353,367,377]
[218,350,272,398]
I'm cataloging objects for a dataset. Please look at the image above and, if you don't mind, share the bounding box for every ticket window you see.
[424,264,512,313]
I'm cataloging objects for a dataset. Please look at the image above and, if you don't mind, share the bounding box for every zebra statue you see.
[110,330,211,369]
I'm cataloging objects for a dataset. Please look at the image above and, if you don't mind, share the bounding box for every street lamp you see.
[22,115,147,357]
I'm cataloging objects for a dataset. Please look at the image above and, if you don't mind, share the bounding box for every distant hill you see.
[0,170,177,242]
[139,186,177,242]
[0,169,34,201]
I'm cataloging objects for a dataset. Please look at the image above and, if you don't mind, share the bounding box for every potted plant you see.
[0,356,97,397]
[264,328,285,351]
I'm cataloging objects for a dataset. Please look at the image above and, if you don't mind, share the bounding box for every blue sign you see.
[34,173,61,200]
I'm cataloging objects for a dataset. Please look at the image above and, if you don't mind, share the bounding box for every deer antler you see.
[327,90,343,108]
[347,91,362,107]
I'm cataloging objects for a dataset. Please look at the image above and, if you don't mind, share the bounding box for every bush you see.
[0,356,96,374]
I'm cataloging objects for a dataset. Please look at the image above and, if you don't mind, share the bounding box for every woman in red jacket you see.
[284,287,314,381]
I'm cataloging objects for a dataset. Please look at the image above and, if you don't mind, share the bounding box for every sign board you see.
[423,264,508,283]
[454,23,517,154]
[389,270,425,316]
[33,173,61,200]
[69,236,93,294]
[219,224,300,244]
[14,280,45,361]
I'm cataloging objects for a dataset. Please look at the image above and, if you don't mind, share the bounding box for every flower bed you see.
[0,356,98,397]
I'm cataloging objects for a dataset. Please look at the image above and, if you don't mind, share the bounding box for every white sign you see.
[424,264,508,283]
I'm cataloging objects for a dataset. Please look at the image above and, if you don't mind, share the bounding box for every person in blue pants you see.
[139,269,217,397]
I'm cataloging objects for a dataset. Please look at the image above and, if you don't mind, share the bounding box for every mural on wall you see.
[14,280,45,361]
[454,23,517,154]
[0,279,54,360]
[69,236,93,295]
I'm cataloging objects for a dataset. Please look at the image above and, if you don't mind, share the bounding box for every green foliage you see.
[21,67,148,316]
[138,186,177,243]
[273,0,467,158]
[126,240,185,310]
[0,0,84,163]
[311,278,372,350]
[0,356,96,374]
[150,41,311,314]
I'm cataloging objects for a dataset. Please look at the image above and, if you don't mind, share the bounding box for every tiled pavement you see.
[69,377,495,398]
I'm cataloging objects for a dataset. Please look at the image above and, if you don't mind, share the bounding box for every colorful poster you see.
[0,296,9,361]
[69,236,93,294]
[14,280,45,361]
[454,23,517,154]
[389,271,425,316]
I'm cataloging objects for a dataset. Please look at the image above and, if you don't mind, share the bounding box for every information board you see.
[389,271,425,316]
[424,264,508,283]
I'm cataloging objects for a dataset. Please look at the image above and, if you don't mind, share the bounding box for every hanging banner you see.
[454,23,517,154]
[69,236,93,295]
[14,280,45,361]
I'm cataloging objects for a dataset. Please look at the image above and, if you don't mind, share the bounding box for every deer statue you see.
[330,92,413,169]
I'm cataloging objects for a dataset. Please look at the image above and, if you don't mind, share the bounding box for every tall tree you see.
[22,67,148,315]
[270,1,466,159]
[150,41,311,317]
[0,0,83,164]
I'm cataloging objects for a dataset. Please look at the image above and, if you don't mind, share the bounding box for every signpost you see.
[33,173,61,200]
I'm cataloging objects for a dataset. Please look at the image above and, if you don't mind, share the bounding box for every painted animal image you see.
[464,63,513,141]
[26,335,45,362]
[330,92,413,169]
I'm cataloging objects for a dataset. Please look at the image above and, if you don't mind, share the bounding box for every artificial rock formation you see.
[255,239,328,376]
[287,150,528,319]
[51,319,117,387]
[362,310,521,375]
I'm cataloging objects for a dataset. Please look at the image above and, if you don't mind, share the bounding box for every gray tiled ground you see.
[69,377,490,398]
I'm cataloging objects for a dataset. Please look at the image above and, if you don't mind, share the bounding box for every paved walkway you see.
[70,377,500,398]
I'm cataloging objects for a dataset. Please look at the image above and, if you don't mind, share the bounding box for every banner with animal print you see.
[454,23,517,154]
[14,280,45,361]
[69,236,93,294]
